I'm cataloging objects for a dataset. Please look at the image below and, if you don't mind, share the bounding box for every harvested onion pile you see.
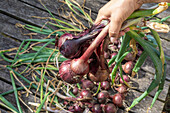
[55,18,147,112]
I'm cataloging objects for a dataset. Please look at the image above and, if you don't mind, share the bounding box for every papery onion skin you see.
[82,80,94,90]
[122,61,134,74]
[97,91,110,104]
[71,59,90,75]
[58,21,108,59]
[88,69,109,82]
[101,81,110,90]
[120,75,130,84]
[59,60,83,84]
[104,103,117,113]
[115,85,127,94]
[73,87,79,95]
[92,104,102,113]
[74,104,84,113]
[79,90,92,101]
[58,33,73,48]
[124,52,135,61]
[112,93,123,107]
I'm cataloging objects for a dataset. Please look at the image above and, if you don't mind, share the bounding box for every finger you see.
[95,15,108,25]
[109,16,123,42]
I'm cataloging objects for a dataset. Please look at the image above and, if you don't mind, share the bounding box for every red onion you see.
[111,52,118,58]
[74,104,84,113]
[92,104,102,113]
[57,33,73,48]
[137,49,143,56]
[119,75,130,84]
[59,60,83,84]
[124,52,135,61]
[71,23,109,75]
[73,86,79,95]
[88,68,109,82]
[97,91,110,104]
[58,21,108,59]
[115,85,127,94]
[79,90,92,101]
[82,80,94,90]
[59,30,101,59]
[118,42,121,49]
[104,103,117,113]
[104,51,110,59]
[122,61,134,74]
[101,81,110,90]
[112,93,123,107]
[109,64,115,72]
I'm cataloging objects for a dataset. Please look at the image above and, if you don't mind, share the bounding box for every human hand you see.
[95,0,142,42]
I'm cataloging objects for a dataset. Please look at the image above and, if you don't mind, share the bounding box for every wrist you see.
[137,0,170,4]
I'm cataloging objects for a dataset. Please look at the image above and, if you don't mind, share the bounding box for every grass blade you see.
[10,72,23,113]
[0,95,19,112]
[36,92,50,113]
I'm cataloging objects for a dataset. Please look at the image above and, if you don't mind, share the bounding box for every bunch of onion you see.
[57,20,110,84]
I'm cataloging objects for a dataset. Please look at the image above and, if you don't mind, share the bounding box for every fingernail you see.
[110,37,117,43]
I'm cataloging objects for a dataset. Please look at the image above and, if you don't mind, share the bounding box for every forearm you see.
[137,0,170,4]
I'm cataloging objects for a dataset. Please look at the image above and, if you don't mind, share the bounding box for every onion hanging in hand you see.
[58,20,108,59]
[59,60,83,84]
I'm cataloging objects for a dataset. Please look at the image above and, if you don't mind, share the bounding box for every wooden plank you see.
[20,0,101,20]
[0,0,169,112]
[0,13,32,41]
[131,70,169,101]
[0,79,27,112]
[0,34,20,50]
[0,79,40,113]
[0,108,7,113]
[142,58,170,81]
[141,38,170,80]
[0,0,51,27]
[126,90,165,113]
[19,0,94,27]
[0,0,82,34]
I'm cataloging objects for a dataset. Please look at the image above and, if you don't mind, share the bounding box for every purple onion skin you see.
[101,81,110,90]
[59,39,82,59]
[92,104,102,113]
[137,49,143,56]
[104,103,117,113]
[122,61,134,74]
[57,33,73,48]
[73,87,79,95]
[97,91,110,104]
[112,93,123,107]
[71,58,90,75]
[124,52,135,61]
[80,90,92,100]
[88,69,109,82]
[118,42,121,49]
[120,75,130,84]
[104,51,110,59]
[115,85,127,94]
[74,105,84,113]
[82,80,94,90]
[59,60,83,84]
[111,52,118,58]
[58,22,107,59]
